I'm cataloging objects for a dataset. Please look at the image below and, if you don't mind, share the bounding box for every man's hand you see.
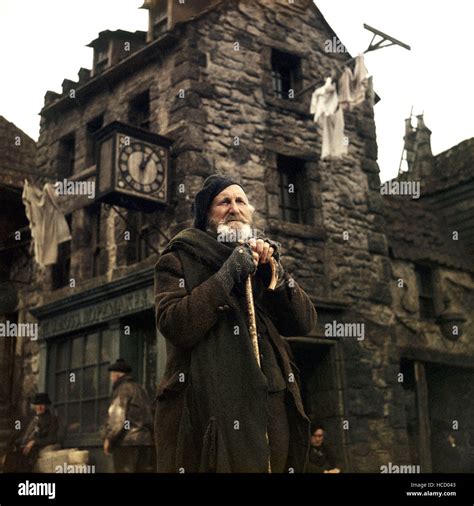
[243,239,275,264]
[22,440,35,456]
[103,439,111,456]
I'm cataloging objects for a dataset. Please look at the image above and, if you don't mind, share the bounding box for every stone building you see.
[0,0,472,473]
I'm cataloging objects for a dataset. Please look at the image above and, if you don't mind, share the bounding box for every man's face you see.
[34,404,46,415]
[110,371,125,384]
[207,185,254,240]
[311,428,324,447]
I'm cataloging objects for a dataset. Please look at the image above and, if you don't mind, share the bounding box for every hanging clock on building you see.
[94,121,172,212]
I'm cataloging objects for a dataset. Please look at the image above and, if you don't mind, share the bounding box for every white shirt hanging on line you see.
[310,77,348,159]
[338,54,369,111]
[22,179,72,267]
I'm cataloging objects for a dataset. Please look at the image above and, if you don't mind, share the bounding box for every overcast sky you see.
[1,0,473,182]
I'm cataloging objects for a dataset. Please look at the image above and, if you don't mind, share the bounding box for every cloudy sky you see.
[0,0,473,182]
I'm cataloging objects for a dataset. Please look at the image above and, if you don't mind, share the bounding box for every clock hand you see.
[139,150,154,171]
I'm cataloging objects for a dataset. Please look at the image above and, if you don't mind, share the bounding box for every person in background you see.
[307,422,341,473]
[4,392,59,472]
[103,358,154,473]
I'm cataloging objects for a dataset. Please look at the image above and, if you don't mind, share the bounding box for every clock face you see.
[118,138,166,195]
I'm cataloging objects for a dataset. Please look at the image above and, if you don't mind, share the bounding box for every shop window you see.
[48,327,113,442]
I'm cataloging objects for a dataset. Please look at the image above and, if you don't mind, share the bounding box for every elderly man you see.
[103,359,154,473]
[154,174,317,473]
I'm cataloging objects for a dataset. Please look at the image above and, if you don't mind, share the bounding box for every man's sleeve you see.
[104,394,129,445]
[154,251,234,350]
[260,269,317,337]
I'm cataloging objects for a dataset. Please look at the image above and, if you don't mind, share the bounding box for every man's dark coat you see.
[20,409,58,449]
[154,228,317,472]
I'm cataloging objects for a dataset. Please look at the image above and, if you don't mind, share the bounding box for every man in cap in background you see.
[103,358,154,473]
[154,174,317,472]
[5,392,59,472]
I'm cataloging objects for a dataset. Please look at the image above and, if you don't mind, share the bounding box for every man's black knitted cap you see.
[192,174,245,230]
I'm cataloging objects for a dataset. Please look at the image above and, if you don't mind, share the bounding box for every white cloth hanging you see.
[338,54,369,111]
[310,77,348,159]
[22,179,71,267]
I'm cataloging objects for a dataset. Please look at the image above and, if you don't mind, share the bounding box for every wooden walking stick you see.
[245,256,278,473]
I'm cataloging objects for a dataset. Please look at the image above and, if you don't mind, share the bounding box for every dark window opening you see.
[415,265,436,319]
[271,49,302,100]
[57,134,75,178]
[52,214,72,290]
[128,90,150,130]
[277,154,308,224]
[85,115,104,167]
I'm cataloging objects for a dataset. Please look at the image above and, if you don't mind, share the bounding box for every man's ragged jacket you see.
[104,375,153,448]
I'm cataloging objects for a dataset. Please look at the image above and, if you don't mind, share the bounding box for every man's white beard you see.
[216,221,254,243]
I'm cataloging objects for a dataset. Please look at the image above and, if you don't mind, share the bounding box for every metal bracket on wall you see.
[296,23,411,99]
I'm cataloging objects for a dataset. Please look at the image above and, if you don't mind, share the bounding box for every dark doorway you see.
[426,363,474,473]
[289,339,344,469]
[120,310,157,398]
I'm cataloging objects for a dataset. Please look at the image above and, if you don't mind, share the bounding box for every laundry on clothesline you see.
[22,179,71,267]
[310,54,370,159]
[338,54,369,111]
[310,77,348,159]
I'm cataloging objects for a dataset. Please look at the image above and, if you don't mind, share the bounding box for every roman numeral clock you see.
[94,121,172,212]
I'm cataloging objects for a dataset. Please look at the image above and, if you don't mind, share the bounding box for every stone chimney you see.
[402,114,434,179]
[403,117,416,171]
[413,114,434,177]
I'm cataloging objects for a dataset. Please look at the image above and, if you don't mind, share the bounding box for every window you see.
[126,211,151,265]
[128,90,150,130]
[151,0,168,39]
[85,115,104,167]
[49,327,112,440]
[277,155,307,224]
[271,49,302,100]
[95,46,109,74]
[52,215,72,290]
[57,134,75,178]
[415,265,436,319]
